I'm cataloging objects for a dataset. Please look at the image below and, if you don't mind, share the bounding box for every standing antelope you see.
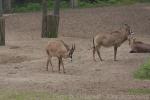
[93,24,134,61]
[46,39,75,73]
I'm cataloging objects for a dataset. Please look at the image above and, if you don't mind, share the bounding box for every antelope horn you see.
[73,43,75,50]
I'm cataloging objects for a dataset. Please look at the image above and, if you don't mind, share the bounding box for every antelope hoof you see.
[100,59,104,61]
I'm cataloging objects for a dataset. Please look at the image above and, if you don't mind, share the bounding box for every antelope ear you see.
[131,32,134,35]
[71,44,73,50]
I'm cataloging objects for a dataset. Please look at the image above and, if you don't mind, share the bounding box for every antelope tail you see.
[93,37,95,49]
[46,49,49,55]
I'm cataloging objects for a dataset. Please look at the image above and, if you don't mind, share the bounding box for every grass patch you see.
[134,59,150,80]
[128,88,150,95]
[0,89,82,100]
[78,0,150,8]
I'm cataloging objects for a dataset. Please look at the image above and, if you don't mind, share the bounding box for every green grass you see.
[79,0,150,8]
[128,88,150,95]
[134,59,150,80]
[0,89,106,100]
[0,89,82,100]
[12,0,150,12]
[131,59,150,95]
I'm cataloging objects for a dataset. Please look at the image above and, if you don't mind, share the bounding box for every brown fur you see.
[93,24,133,61]
[46,39,75,73]
[130,38,150,53]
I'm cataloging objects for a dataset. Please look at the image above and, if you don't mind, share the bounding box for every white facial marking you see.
[131,32,134,35]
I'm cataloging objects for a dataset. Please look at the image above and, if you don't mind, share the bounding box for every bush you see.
[13,3,41,12]
[47,0,54,9]
[26,3,41,11]
[79,1,95,8]
[61,1,70,8]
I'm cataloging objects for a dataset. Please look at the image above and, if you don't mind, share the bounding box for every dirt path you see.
[0,37,150,99]
[0,3,150,100]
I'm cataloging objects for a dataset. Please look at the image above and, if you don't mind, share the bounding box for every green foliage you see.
[137,0,150,2]
[79,1,95,8]
[47,0,54,10]
[107,0,136,4]
[13,3,41,12]
[13,0,70,12]
[134,59,150,80]
[12,0,150,12]
[61,1,70,8]
[79,0,137,8]
[128,88,150,94]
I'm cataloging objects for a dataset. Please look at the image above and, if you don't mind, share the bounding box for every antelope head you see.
[68,44,75,62]
[124,24,135,45]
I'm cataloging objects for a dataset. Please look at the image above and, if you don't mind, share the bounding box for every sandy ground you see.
[0,3,150,100]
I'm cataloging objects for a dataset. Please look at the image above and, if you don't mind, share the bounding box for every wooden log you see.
[46,14,59,38]
[0,17,5,46]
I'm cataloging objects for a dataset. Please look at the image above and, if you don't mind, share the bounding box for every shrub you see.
[13,3,41,12]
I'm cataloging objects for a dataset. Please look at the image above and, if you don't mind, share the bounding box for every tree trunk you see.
[70,0,78,8]
[41,0,48,37]
[42,0,60,38]
[0,17,5,46]
[0,0,2,16]
[3,0,12,13]
[47,14,59,38]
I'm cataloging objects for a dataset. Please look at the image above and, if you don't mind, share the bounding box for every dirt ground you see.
[0,3,150,100]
